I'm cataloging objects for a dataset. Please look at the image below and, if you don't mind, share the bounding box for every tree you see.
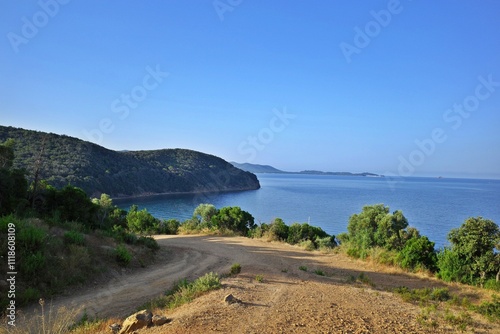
[0,139,28,215]
[267,218,289,241]
[126,205,158,233]
[213,206,255,235]
[193,203,218,228]
[92,193,114,229]
[346,204,409,258]
[443,217,500,285]
[398,236,437,272]
[0,139,15,169]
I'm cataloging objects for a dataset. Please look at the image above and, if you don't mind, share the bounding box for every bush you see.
[437,248,467,283]
[473,295,500,321]
[178,218,201,234]
[115,244,132,266]
[126,205,158,233]
[212,206,255,235]
[314,269,325,276]
[394,286,450,304]
[230,263,241,275]
[64,230,85,246]
[370,247,398,266]
[265,218,289,241]
[484,279,500,291]
[300,239,316,251]
[344,204,410,258]
[445,217,499,285]
[287,222,329,246]
[17,222,46,252]
[398,236,437,272]
[143,273,222,311]
[160,219,180,234]
[316,236,337,250]
[20,251,46,279]
[137,236,160,251]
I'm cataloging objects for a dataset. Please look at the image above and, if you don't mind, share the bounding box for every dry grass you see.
[1,300,83,334]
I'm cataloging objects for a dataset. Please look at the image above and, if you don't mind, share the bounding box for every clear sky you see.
[1,1,499,179]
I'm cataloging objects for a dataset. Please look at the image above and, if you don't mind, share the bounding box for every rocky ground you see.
[13,236,500,333]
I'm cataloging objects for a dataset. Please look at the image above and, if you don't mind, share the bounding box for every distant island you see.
[231,162,383,177]
[0,126,260,198]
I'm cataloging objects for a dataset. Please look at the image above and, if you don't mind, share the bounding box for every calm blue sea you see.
[115,174,500,248]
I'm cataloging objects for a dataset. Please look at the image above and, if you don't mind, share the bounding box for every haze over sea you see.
[116,174,500,248]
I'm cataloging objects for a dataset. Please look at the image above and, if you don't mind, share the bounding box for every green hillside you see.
[0,126,260,198]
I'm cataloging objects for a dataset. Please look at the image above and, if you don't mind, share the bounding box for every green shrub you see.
[357,273,375,287]
[398,236,437,272]
[19,287,40,305]
[162,219,180,234]
[314,269,325,276]
[394,286,450,304]
[20,251,46,278]
[300,239,316,251]
[299,266,308,272]
[142,273,221,311]
[178,218,200,234]
[266,218,289,241]
[190,272,221,292]
[123,232,138,244]
[484,279,500,291]
[17,223,46,252]
[64,230,85,246]
[115,244,132,266]
[126,206,158,233]
[444,310,473,331]
[255,274,264,282]
[230,263,241,275]
[370,247,398,266]
[316,236,337,250]
[336,232,349,245]
[437,248,467,283]
[137,236,160,251]
[473,295,500,321]
[287,222,329,246]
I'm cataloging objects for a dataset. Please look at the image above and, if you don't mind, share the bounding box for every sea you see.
[115,174,500,248]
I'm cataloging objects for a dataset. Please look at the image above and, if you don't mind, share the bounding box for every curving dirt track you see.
[18,235,500,333]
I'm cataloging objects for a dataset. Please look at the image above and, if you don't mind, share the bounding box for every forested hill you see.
[0,126,260,198]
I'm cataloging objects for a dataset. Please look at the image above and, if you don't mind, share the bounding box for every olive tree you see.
[438,217,499,285]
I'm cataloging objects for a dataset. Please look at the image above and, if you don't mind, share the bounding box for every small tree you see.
[267,218,289,241]
[398,236,437,272]
[92,193,113,229]
[126,205,158,234]
[345,204,409,258]
[212,206,255,235]
[443,217,500,285]
[193,203,218,229]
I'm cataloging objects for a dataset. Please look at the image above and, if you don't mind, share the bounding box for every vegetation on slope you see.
[0,126,260,198]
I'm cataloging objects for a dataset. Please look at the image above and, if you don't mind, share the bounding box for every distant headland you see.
[231,162,383,177]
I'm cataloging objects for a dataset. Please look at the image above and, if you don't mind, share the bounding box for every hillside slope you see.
[0,126,260,198]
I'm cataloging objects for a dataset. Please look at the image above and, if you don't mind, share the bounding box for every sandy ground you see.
[16,235,500,333]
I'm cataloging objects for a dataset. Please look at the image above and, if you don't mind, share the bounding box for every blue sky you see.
[1,1,499,178]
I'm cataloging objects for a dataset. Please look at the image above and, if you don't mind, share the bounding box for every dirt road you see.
[19,235,500,333]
